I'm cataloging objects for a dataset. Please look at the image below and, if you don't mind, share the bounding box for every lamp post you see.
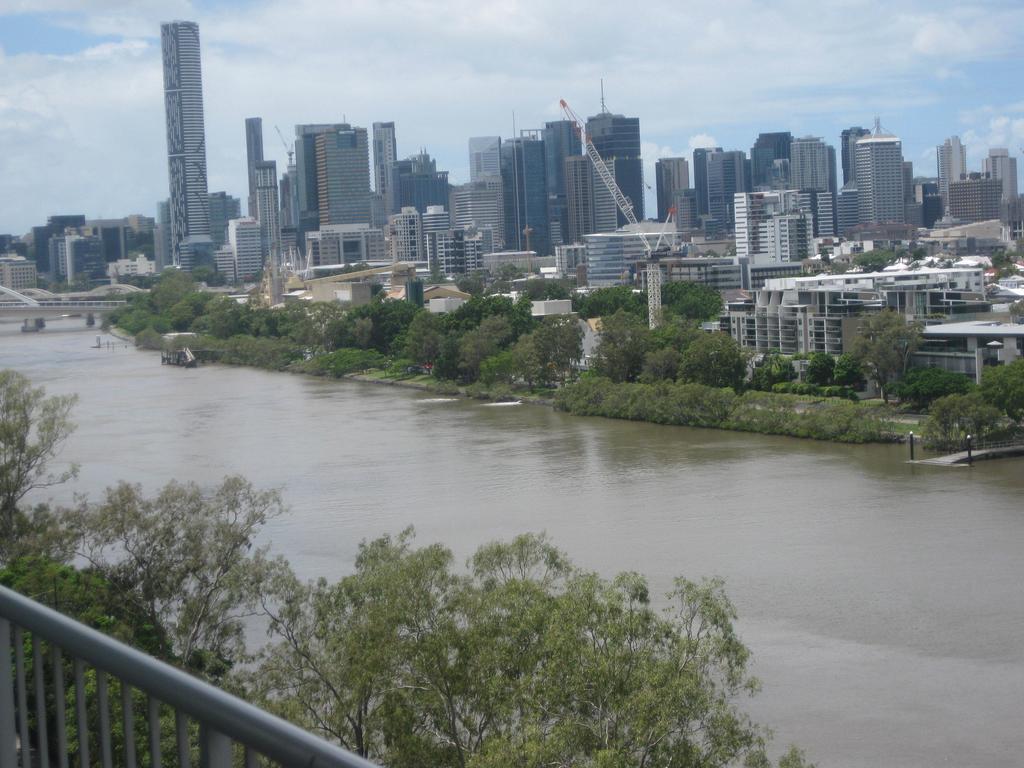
[909,431,915,461]
[966,434,973,465]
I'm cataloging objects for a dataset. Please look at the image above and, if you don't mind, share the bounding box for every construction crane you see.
[560,98,674,328]
[275,125,294,166]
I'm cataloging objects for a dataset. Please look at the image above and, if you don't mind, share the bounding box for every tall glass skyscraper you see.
[585,112,644,225]
[161,20,211,270]
[245,117,264,217]
[501,134,549,256]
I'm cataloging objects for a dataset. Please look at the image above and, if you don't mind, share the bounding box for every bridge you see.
[910,436,1024,466]
[0,285,130,321]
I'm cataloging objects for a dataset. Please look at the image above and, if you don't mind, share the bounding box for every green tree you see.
[0,370,78,537]
[573,286,647,320]
[591,310,651,383]
[69,476,283,675]
[529,316,584,385]
[805,353,835,387]
[850,311,921,402]
[150,269,196,314]
[679,332,748,390]
[750,351,795,391]
[893,367,972,411]
[661,281,723,320]
[459,316,513,382]
[832,353,864,388]
[639,347,682,383]
[980,358,1024,422]
[922,392,1003,451]
[405,311,445,365]
[852,250,897,272]
[251,530,783,768]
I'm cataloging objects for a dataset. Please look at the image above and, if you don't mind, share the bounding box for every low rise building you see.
[914,320,1024,383]
[0,254,37,290]
[108,255,156,278]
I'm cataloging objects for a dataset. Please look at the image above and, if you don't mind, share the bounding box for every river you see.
[3,320,1023,767]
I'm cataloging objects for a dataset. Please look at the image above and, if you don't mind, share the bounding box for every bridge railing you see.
[1,584,376,768]
[0,301,126,309]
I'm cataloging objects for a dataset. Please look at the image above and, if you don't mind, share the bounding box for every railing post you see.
[0,619,18,768]
[908,431,915,461]
[200,724,233,768]
[967,434,973,465]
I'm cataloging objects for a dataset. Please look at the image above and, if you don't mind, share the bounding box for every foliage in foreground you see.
[250,529,807,768]
[555,377,900,443]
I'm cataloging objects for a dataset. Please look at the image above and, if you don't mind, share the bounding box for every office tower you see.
[295,123,349,246]
[314,124,372,227]
[245,117,264,217]
[672,189,700,232]
[795,190,836,237]
[388,207,424,263]
[161,20,212,269]
[790,137,836,194]
[469,137,501,181]
[388,152,450,215]
[501,134,550,255]
[855,125,905,225]
[254,160,280,261]
[543,120,582,248]
[983,149,1019,201]
[837,183,859,235]
[840,127,870,185]
[450,179,504,249]
[207,192,241,250]
[655,157,690,222]
[936,136,967,204]
[155,200,172,270]
[51,232,105,283]
[565,155,595,244]
[305,224,385,267]
[915,181,943,228]
[734,191,813,263]
[692,146,722,218]
[948,173,1002,222]
[586,111,644,223]
[750,132,792,189]
[372,122,397,210]
[225,217,262,281]
[706,150,749,233]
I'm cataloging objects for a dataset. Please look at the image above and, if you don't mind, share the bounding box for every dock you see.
[161,347,197,368]
[911,440,1024,466]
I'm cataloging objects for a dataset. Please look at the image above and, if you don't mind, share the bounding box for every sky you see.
[1,0,1024,234]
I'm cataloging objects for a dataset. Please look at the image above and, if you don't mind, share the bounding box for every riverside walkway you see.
[911,439,1024,466]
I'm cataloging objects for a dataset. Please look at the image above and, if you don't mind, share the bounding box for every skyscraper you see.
[388,153,450,215]
[314,125,372,227]
[790,137,837,194]
[706,150,749,233]
[254,160,280,262]
[295,123,349,247]
[855,126,905,225]
[245,117,264,217]
[654,158,690,222]
[840,127,870,186]
[692,146,722,219]
[501,134,549,255]
[542,120,582,248]
[750,132,792,189]
[207,192,241,250]
[450,179,504,249]
[586,111,644,224]
[936,136,967,204]
[983,148,1018,201]
[372,122,397,209]
[469,137,501,181]
[161,20,211,270]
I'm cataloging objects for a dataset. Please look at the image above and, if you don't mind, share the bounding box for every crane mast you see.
[560,98,667,328]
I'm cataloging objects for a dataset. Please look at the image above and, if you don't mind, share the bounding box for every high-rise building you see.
[937,136,967,204]
[655,158,690,222]
[388,153,450,215]
[706,150,749,233]
[734,191,813,263]
[388,207,424,263]
[305,224,386,267]
[565,155,595,245]
[450,179,504,249]
[543,120,582,249]
[692,146,722,219]
[750,132,792,189]
[226,217,263,281]
[586,111,644,224]
[155,200,171,270]
[207,192,241,250]
[295,123,349,246]
[160,20,212,270]
[983,148,1019,201]
[254,160,280,262]
[245,117,264,217]
[469,137,501,181]
[948,173,1003,222]
[790,137,837,194]
[837,183,859,235]
[915,181,944,228]
[840,127,870,186]
[372,122,397,209]
[500,134,549,255]
[314,124,372,227]
[855,126,905,225]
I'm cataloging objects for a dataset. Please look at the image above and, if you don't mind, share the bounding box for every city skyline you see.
[1,0,1024,233]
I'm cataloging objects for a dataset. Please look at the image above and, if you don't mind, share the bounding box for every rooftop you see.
[922,320,1024,338]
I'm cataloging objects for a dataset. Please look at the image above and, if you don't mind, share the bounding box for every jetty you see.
[161,347,197,368]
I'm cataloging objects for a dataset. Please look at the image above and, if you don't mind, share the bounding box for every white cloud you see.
[2,0,1024,231]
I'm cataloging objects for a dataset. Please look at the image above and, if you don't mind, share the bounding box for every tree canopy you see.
[850,311,921,401]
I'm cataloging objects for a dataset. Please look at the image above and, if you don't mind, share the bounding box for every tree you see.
[529,316,584,385]
[661,281,723,320]
[640,347,682,383]
[893,367,972,411]
[980,358,1024,422]
[69,476,283,675]
[591,310,651,383]
[750,350,795,391]
[922,392,1003,451]
[251,530,785,768]
[832,353,864,388]
[852,250,897,272]
[850,311,921,402]
[679,332,748,390]
[0,370,78,535]
[805,353,835,387]
[573,286,647,320]
[459,316,512,381]
[405,311,445,366]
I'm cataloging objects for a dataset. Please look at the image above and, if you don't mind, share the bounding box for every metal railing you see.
[1,585,377,768]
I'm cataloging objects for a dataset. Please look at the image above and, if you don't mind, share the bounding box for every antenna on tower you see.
[600,79,608,113]
[873,116,882,134]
